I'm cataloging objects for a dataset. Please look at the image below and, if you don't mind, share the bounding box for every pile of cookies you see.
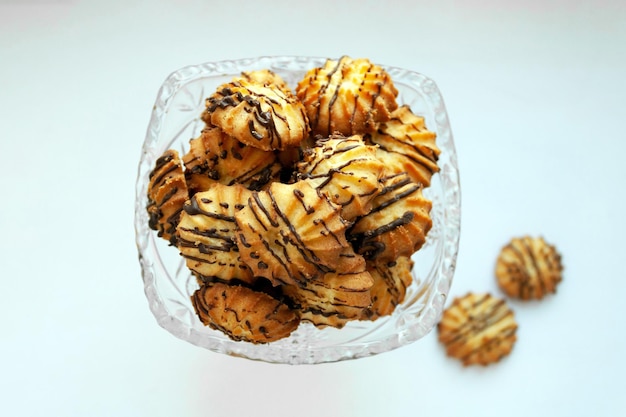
[146,56,441,344]
[437,236,564,366]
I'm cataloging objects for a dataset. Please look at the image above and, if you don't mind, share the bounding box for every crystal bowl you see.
[134,56,460,364]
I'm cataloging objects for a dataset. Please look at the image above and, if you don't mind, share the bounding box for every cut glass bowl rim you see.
[134,55,461,364]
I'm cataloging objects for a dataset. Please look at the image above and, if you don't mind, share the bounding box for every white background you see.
[1,1,625,416]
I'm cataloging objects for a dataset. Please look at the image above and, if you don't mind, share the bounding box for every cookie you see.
[234,180,365,287]
[202,78,309,151]
[146,149,189,245]
[191,282,300,344]
[495,236,563,300]
[296,56,398,137]
[238,69,291,94]
[176,183,256,285]
[183,126,281,193]
[437,293,518,366]
[366,104,440,188]
[362,256,414,320]
[283,269,373,329]
[348,171,432,263]
[296,134,385,220]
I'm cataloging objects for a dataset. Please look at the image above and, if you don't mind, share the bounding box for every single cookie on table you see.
[182,126,281,194]
[191,282,300,344]
[234,180,365,288]
[362,256,414,321]
[366,105,440,188]
[176,183,256,286]
[495,235,563,300]
[146,149,189,245]
[283,269,373,329]
[202,77,309,151]
[348,171,432,263]
[437,293,518,366]
[296,134,385,221]
[296,56,399,137]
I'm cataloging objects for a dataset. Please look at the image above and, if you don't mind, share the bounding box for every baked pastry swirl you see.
[146,149,189,245]
[296,56,399,137]
[348,172,432,263]
[367,105,440,187]
[176,183,256,285]
[202,78,309,151]
[362,257,414,320]
[495,236,563,300]
[182,126,281,193]
[234,180,365,287]
[191,282,300,344]
[238,69,291,94]
[437,293,518,366]
[283,270,373,329]
[296,134,385,221]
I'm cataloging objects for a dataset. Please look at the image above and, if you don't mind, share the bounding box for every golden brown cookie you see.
[495,236,563,300]
[283,270,373,329]
[296,134,385,221]
[348,171,432,263]
[367,105,440,188]
[362,257,414,321]
[238,69,291,94]
[437,293,518,366]
[146,149,189,245]
[182,126,281,193]
[191,282,300,344]
[234,180,365,287]
[176,183,256,285]
[296,56,399,137]
[202,78,309,151]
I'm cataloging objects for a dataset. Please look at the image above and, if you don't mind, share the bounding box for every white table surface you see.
[2,1,625,416]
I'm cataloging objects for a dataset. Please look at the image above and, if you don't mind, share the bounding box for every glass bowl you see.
[134,56,460,364]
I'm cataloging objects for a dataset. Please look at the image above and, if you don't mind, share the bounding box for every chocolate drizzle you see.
[296,56,398,137]
[296,135,384,220]
[176,184,255,284]
[438,293,518,366]
[190,282,300,344]
[184,195,235,222]
[349,212,414,259]
[234,181,363,288]
[347,171,426,260]
[496,236,563,300]
[146,149,189,245]
[205,81,305,150]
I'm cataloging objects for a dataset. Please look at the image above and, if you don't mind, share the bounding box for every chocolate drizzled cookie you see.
[203,77,309,151]
[438,293,518,366]
[191,282,300,344]
[296,56,399,137]
[234,180,365,287]
[146,149,189,245]
[362,256,414,320]
[366,105,440,188]
[283,269,374,329]
[176,183,256,285]
[239,69,291,94]
[183,126,281,194]
[495,236,563,300]
[296,134,385,221]
[348,171,432,263]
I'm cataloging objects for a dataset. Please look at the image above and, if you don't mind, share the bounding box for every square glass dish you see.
[134,56,460,364]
